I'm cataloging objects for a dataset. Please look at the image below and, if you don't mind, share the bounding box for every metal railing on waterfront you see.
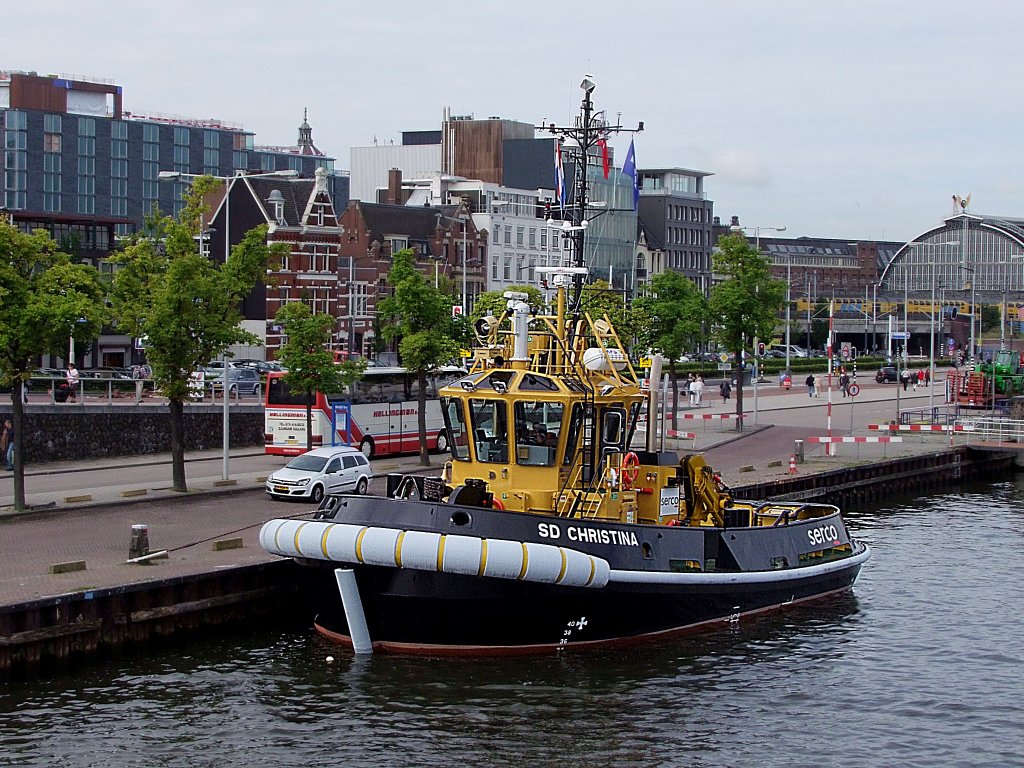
[960,416,1024,445]
[24,376,263,406]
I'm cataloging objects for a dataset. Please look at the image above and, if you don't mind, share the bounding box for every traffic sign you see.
[717,363,732,371]
[891,331,910,340]
[848,383,861,397]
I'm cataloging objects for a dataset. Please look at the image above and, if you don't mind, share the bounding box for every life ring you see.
[491,497,505,511]
[621,452,640,489]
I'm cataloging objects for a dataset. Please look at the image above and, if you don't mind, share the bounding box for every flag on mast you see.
[554,140,567,214]
[622,139,639,210]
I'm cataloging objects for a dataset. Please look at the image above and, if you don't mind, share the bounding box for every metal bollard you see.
[794,439,805,464]
[129,524,150,561]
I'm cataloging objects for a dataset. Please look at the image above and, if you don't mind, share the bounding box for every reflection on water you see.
[2,481,1023,768]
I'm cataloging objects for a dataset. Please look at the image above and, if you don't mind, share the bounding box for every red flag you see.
[597,138,610,179]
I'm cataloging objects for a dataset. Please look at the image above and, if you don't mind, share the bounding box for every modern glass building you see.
[1,71,338,239]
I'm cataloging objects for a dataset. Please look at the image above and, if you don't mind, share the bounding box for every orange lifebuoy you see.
[621,452,640,489]
[491,497,505,510]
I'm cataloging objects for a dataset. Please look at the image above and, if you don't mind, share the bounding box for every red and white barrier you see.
[666,430,697,441]
[867,424,973,432]
[678,412,749,421]
[807,436,903,444]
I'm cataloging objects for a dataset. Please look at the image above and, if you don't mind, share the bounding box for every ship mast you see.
[537,75,644,334]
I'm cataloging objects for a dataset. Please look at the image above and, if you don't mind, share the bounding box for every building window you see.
[143,124,159,143]
[492,224,499,244]
[203,148,219,174]
[204,129,219,148]
[232,150,248,170]
[173,145,189,166]
[259,153,275,171]
[44,113,61,133]
[44,133,61,153]
[516,226,524,246]
[174,127,190,146]
[540,228,547,249]
[288,156,302,173]
[503,257,512,280]
[529,228,536,248]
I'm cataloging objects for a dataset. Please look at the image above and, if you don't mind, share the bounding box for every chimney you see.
[387,168,402,205]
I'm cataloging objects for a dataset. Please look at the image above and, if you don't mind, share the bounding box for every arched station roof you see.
[880,213,1024,300]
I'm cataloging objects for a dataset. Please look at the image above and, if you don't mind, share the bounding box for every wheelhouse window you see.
[441,397,471,461]
[468,398,509,463]
[515,401,564,466]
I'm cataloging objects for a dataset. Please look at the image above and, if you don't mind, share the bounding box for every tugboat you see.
[260,78,870,655]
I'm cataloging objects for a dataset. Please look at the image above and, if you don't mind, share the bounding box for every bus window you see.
[468,398,508,463]
[267,376,313,407]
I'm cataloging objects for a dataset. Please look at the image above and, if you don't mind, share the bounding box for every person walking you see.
[693,374,705,407]
[1,419,13,471]
[66,363,80,403]
[719,379,731,404]
[805,373,815,398]
[687,374,696,407]
[901,369,911,392]
[840,372,850,397]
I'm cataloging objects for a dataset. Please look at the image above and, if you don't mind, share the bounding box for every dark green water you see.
[2,481,1023,768]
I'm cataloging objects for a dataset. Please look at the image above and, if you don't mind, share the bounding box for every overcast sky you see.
[7,0,1022,242]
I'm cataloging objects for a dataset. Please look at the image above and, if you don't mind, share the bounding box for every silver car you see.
[266,446,373,503]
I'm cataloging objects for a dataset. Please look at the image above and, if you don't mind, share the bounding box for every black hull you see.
[262,494,869,655]
[309,557,864,655]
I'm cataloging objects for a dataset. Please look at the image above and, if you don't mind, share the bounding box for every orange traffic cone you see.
[788,454,797,475]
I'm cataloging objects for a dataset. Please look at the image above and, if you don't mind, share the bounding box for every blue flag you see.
[622,139,639,210]
[555,141,567,213]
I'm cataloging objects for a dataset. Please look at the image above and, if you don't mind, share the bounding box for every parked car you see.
[266,446,373,503]
[876,365,898,383]
[208,367,262,396]
[234,359,284,374]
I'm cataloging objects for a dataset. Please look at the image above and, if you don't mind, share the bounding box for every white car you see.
[266,446,372,503]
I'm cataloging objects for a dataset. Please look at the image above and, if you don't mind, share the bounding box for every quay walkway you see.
[0,375,988,609]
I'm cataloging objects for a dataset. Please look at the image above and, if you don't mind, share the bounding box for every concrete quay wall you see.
[0,446,1014,678]
[0,405,264,464]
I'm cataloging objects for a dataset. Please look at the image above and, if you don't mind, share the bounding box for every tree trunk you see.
[417,369,430,466]
[734,348,745,432]
[10,381,25,511]
[668,362,679,423]
[168,397,187,492]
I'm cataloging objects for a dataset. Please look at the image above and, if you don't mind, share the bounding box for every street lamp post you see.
[158,168,297,480]
[436,211,471,315]
[729,224,788,368]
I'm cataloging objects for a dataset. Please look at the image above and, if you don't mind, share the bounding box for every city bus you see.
[264,366,466,458]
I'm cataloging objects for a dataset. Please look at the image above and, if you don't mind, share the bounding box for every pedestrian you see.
[805,373,815,398]
[132,364,144,404]
[719,379,731,403]
[693,374,705,407]
[814,375,821,398]
[1,419,13,471]
[840,372,850,397]
[925,367,931,385]
[687,374,696,407]
[917,369,925,389]
[901,369,911,392]
[66,363,80,403]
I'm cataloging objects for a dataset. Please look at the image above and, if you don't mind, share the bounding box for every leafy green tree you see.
[379,249,471,466]
[0,221,108,510]
[109,177,285,491]
[981,304,1001,334]
[274,301,366,452]
[709,233,786,428]
[634,271,708,417]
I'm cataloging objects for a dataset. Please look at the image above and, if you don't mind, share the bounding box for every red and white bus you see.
[264,366,466,458]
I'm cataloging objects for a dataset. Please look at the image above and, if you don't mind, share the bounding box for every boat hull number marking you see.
[538,522,639,547]
[807,524,840,546]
